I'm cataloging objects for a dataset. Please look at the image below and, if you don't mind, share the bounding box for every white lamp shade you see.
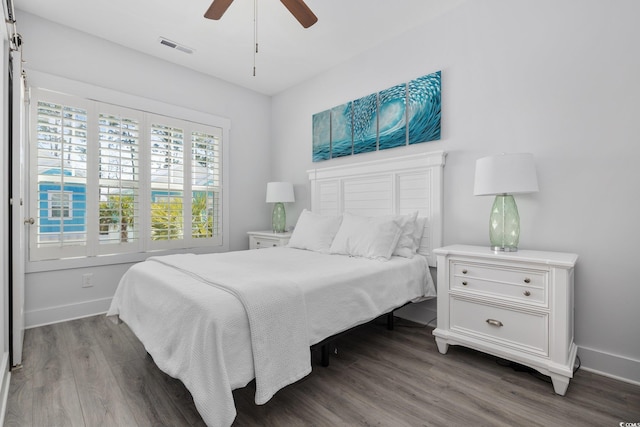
[266,182,295,203]
[474,153,539,196]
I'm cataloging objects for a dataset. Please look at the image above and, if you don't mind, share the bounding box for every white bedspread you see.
[107,248,434,427]
[147,253,311,406]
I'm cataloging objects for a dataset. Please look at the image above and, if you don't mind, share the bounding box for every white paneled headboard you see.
[307,151,446,267]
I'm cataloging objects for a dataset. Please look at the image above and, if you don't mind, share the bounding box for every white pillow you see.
[413,216,427,254]
[287,209,342,253]
[329,212,402,261]
[392,211,419,258]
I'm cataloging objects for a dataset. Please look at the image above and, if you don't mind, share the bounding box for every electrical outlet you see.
[82,273,93,288]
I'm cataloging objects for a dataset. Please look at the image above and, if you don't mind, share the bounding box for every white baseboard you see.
[0,352,11,427]
[25,297,112,328]
[577,345,640,387]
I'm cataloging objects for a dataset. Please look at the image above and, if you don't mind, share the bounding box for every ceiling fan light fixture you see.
[204,0,317,28]
[203,0,317,76]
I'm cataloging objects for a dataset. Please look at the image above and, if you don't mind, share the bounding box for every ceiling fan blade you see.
[280,0,318,28]
[204,0,235,20]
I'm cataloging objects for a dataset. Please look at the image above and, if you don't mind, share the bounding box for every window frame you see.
[27,83,230,272]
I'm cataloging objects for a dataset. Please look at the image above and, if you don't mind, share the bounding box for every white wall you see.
[18,11,273,326]
[271,0,640,383]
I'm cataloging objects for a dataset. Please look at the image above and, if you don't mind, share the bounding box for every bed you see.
[107,151,446,427]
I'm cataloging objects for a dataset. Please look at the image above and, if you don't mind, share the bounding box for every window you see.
[149,121,184,243]
[30,89,226,262]
[33,96,89,259]
[48,191,72,219]
[97,106,142,254]
[191,130,221,239]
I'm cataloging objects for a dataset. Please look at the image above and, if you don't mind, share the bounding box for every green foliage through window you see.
[99,195,135,242]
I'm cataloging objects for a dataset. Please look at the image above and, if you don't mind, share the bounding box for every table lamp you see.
[266,182,295,233]
[474,153,539,252]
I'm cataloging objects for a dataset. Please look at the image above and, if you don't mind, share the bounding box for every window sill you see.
[26,243,229,273]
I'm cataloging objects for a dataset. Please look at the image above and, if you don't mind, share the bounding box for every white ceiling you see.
[14,0,463,95]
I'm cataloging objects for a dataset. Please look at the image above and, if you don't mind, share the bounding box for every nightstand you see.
[247,230,292,250]
[432,245,578,395]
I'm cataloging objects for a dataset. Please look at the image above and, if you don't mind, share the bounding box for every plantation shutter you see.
[97,106,143,254]
[29,89,227,262]
[31,94,90,260]
[149,117,185,247]
[191,128,222,242]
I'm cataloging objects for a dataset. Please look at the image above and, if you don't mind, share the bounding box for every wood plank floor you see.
[5,314,640,426]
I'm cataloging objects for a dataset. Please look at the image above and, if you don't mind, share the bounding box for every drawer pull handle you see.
[462,281,468,286]
[524,278,531,284]
[486,319,504,327]
[524,290,531,296]
[462,269,468,274]
[272,243,277,247]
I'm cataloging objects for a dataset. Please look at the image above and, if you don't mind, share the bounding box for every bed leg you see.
[387,312,395,330]
[320,344,330,367]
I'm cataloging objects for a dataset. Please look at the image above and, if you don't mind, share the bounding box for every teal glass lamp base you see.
[489,194,520,252]
[272,202,286,233]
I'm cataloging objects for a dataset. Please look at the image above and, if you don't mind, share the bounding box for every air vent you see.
[158,37,194,55]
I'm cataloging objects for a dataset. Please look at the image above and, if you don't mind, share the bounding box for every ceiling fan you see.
[204,0,318,28]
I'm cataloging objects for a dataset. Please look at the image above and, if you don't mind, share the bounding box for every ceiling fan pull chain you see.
[253,0,258,76]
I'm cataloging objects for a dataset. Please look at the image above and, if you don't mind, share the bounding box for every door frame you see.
[9,46,26,368]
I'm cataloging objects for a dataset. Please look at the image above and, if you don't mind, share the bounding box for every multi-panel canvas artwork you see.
[312,110,331,162]
[352,94,378,155]
[408,72,441,145]
[378,84,407,151]
[312,70,441,162]
[331,103,353,158]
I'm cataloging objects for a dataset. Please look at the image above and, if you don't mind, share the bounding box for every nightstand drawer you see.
[247,231,292,250]
[450,297,548,356]
[250,237,281,249]
[452,262,547,306]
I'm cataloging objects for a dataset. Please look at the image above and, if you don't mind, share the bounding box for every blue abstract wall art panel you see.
[311,70,441,161]
[378,84,407,151]
[352,94,378,155]
[408,71,441,145]
[312,110,331,162]
[331,102,353,158]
